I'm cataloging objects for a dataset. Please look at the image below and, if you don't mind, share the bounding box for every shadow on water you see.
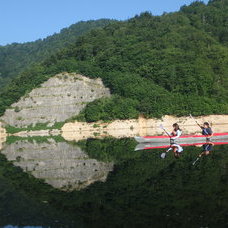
[0,136,227,227]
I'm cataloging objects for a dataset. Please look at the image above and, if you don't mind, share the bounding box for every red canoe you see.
[134,132,228,143]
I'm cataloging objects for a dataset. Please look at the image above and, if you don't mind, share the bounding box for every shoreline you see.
[1,115,228,143]
[0,122,7,150]
[61,115,228,141]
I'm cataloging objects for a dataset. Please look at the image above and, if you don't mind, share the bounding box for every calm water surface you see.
[0,137,227,228]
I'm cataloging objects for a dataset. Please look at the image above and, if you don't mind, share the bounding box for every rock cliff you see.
[0,122,6,150]
[1,73,110,127]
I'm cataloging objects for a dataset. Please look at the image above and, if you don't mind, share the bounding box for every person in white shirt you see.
[170,123,182,140]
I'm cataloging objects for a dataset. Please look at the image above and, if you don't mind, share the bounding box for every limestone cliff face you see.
[61,115,228,141]
[1,140,113,191]
[1,73,110,127]
[0,122,6,150]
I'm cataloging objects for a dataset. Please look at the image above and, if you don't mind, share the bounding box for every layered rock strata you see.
[0,122,6,150]
[1,73,110,127]
[1,140,113,191]
[62,115,228,141]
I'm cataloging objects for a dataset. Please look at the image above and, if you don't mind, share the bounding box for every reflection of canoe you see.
[134,133,228,143]
[135,139,228,151]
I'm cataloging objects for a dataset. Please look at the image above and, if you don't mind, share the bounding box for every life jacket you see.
[202,127,212,136]
[171,129,182,137]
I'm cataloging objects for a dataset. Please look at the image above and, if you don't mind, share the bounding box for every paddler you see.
[200,122,213,138]
[190,114,213,138]
[170,123,182,140]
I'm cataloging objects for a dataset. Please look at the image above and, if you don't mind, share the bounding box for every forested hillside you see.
[0,19,113,89]
[0,0,228,120]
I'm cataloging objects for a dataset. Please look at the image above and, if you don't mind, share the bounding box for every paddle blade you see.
[159,124,164,130]
[161,153,166,159]
[190,114,201,128]
[192,157,200,166]
[190,114,197,122]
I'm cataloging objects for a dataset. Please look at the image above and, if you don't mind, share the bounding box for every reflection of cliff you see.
[0,122,6,150]
[1,140,113,191]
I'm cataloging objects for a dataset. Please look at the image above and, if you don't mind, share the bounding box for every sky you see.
[0,0,209,46]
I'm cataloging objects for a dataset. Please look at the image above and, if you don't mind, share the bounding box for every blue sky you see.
[0,0,209,45]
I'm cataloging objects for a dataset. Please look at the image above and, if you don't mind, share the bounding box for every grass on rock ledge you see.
[5,135,66,145]
[5,122,65,134]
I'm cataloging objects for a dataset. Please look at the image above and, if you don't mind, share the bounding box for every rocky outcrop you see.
[1,73,110,127]
[1,139,113,191]
[0,122,6,150]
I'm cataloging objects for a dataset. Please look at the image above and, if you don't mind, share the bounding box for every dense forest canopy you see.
[0,19,114,89]
[0,0,228,120]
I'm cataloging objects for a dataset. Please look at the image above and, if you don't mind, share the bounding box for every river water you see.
[0,137,227,228]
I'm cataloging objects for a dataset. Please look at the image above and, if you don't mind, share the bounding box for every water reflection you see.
[201,141,214,156]
[0,139,113,191]
[0,137,228,227]
[160,143,184,159]
[192,141,215,166]
[4,226,44,228]
[135,139,228,151]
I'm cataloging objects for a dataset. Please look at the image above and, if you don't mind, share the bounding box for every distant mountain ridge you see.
[0,0,228,120]
[0,19,115,89]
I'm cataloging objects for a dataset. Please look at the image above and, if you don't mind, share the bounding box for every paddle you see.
[161,143,180,159]
[192,157,200,166]
[190,114,202,129]
[190,114,213,138]
[159,124,171,138]
[161,152,167,159]
[159,124,172,159]
[161,146,171,159]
